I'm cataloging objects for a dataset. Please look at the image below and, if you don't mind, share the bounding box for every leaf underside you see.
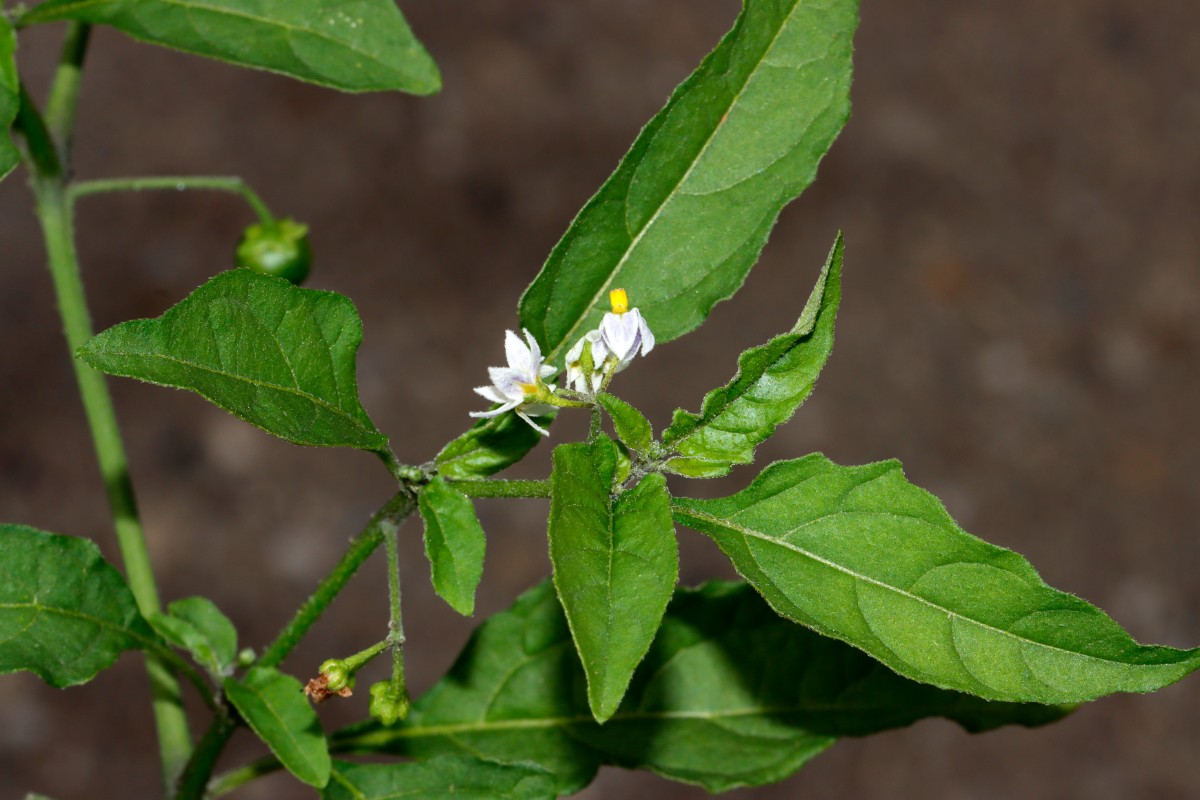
[77,269,386,450]
[334,580,1068,795]
[21,0,440,95]
[0,525,156,688]
[519,0,858,366]
[673,454,1200,704]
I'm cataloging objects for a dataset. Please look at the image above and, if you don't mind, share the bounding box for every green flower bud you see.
[235,217,313,285]
[318,658,355,693]
[369,680,410,726]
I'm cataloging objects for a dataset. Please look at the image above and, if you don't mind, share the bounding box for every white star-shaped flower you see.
[471,328,557,435]
[564,329,607,394]
[599,288,654,372]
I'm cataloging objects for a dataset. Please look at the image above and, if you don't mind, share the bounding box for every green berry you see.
[235,218,312,285]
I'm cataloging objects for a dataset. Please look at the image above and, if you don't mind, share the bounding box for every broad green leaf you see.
[77,270,386,450]
[418,476,486,617]
[0,16,18,182]
[0,524,157,688]
[20,0,440,95]
[323,757,556,800]
[549,438,678,721]
[662,234,842,477]
[150,596,237,676]
[225,666,331,787]
[518,0,857,364]
[597,393,653,453]
[673,454,1200,704]
[434,412,554,481]
[333,580,1068,794]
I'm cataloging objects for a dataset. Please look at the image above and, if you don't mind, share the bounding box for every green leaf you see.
[323,757,556,800]
[549,438,678,721]
[518,0,857,364]
[0,16,18,183]
[225,666,331,788]
[662,234,842,477]
[434,412,554,481]
[673,454,1200,704]
[0,524,157,688]
[597,393,653,453]
[20,0,440,95]
[418,476,486,617]
[333,580,1068,794]
[149,596,237,676]
[77,269,386,450]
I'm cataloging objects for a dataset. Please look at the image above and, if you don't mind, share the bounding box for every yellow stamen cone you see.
[609,288,629,314]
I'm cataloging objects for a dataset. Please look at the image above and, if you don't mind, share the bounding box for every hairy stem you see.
[384,524,406,691]
[451,478,552,499]
[257,491,416,669]
[24,21,193,788]
[69,174,276,227]
[172,492,417,800]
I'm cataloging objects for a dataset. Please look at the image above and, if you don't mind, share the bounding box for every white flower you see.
[564,330,607,394]
[599,288,654,372]
[471,328,557,435]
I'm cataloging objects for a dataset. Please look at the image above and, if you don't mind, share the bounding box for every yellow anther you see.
[609,288,629,314]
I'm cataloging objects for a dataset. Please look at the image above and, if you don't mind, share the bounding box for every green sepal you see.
[368,680,411,727]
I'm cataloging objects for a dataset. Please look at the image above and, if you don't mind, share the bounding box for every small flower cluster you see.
[472,288,654,435]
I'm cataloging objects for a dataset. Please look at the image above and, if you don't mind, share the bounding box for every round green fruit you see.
[235,218,313,285]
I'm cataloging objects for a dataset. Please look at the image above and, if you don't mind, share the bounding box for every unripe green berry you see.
[235,218,312,285]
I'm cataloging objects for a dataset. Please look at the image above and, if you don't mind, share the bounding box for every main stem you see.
[28,22,192,788]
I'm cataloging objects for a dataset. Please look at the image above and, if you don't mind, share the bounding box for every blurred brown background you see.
[3,1,1200,797]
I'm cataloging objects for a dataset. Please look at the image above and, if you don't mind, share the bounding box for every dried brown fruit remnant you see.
[304,673,353,703]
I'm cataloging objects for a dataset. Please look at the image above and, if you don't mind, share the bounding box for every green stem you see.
[43,21,89,156]
[384,525,406,689]
[24,21,193,789]
[14,83,61,177]
[172,713,237,800]
[258,491,416,669]
[451,478,551,499]
[69,174,276,227]
[208,755,280,797]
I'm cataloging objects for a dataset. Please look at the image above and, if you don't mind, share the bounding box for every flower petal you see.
[504,329,534,376]
[634,310,655,355]
[517,411,551,436]
[473,385,510,404]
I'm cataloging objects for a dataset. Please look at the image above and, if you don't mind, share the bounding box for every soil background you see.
[3,2,1200,798]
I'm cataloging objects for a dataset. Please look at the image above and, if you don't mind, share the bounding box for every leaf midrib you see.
[235,675,326,782]
[90,348,378,440]
[543,0,805,362]
[672,505,1194,674]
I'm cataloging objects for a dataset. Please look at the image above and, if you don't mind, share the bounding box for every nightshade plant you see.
[1,1,1196,798]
